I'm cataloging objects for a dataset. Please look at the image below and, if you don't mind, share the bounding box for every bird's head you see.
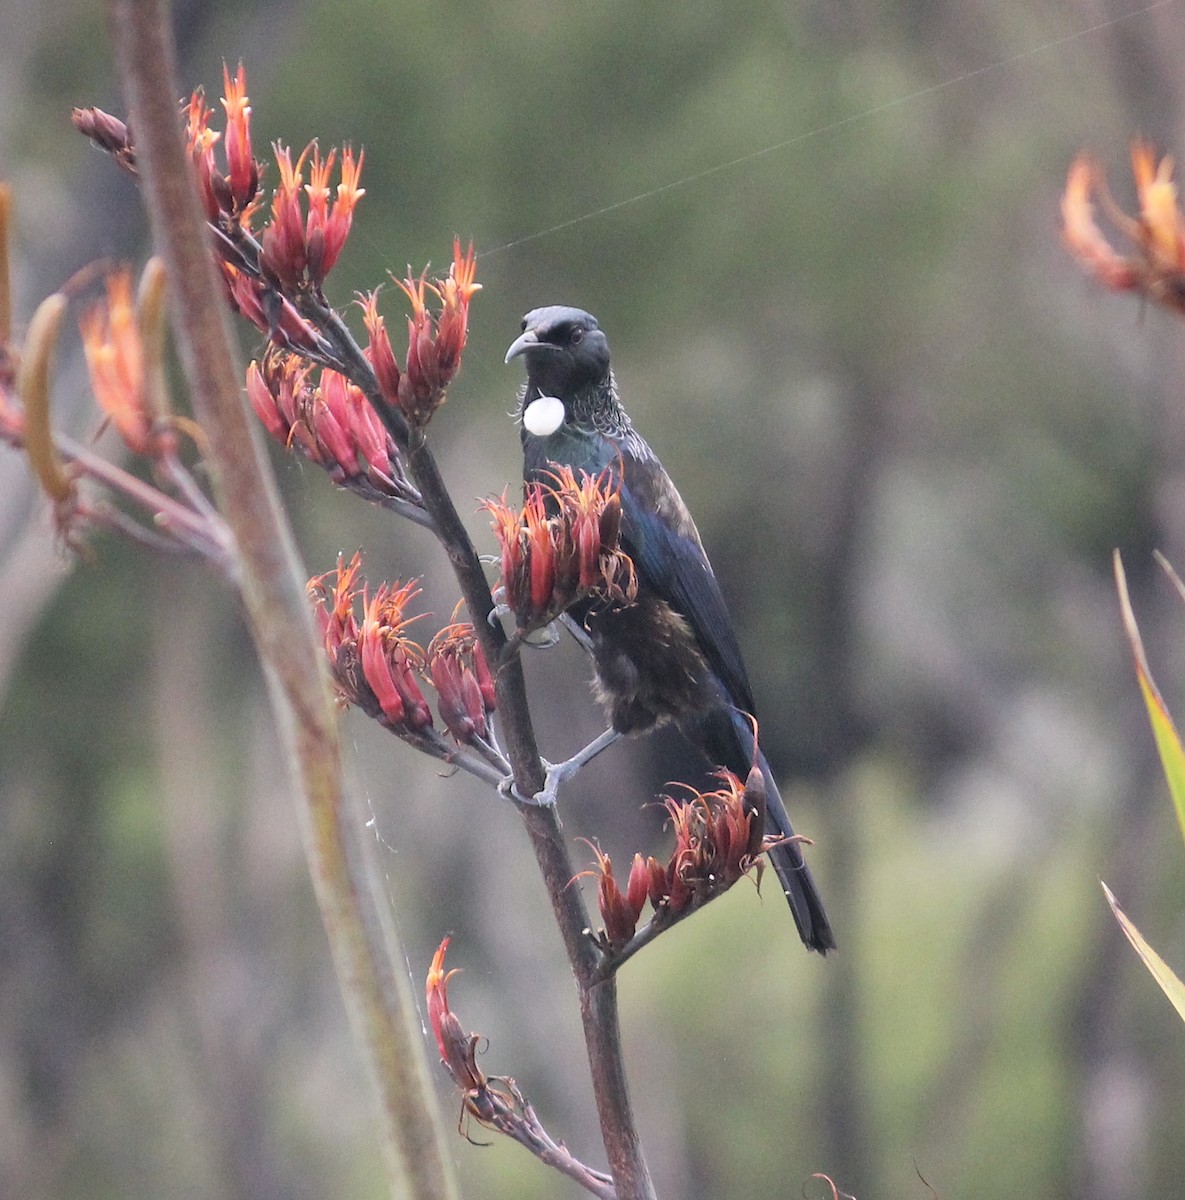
[504,306,611,399]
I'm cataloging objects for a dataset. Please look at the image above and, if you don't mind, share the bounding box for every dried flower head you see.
[582,766,770,950]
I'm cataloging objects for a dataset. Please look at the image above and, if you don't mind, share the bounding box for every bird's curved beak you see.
[504,328,539,364]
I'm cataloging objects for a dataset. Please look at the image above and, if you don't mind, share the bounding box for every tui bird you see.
[505,306,835,953]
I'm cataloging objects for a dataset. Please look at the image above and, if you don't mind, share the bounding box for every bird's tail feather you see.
[754,748,836,953]
[694,707,836,953]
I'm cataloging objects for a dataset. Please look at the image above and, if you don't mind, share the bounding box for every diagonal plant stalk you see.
[103,2,459,1196]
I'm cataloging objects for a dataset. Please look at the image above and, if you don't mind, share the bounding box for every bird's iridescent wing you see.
[618,452,756,717]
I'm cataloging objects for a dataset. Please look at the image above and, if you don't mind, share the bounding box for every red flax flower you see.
[583,767,769,949]
[219,63,259,216]
[247,349,404,497]
[1063,140,1185,314]
[259,140,365,291]
[482,466,637,631]
[183,66,261,227]
[79,269,173,456]
[426,621,496,744]
[360,291,401,408]
[394,240,481,426]
[426,938,486,1095]
[579,845,649,948]
[308,552,433,732]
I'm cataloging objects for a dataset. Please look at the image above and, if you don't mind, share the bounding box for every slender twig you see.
[104,4,459,1198]
[1,424,238,571]
[471,1076,618,1200]
[400,724,509,789]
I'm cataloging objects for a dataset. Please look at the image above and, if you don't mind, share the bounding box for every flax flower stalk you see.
[104,2,457,1197]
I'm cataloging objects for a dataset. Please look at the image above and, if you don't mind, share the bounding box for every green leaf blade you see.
[1103,882,1185,1024]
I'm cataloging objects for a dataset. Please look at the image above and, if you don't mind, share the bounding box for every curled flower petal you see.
[220,62,259,213]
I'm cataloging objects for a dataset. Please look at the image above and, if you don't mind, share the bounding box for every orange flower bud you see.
[361,292,402,407]
[219,63,259,213]
[79,269,169,456]
[426,938,485,1093]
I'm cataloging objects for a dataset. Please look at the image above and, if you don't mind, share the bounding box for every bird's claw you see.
[532,757,584,807]
[497,769,559,808]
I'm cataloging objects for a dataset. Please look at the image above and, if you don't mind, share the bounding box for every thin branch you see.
[468,1076,618,1200]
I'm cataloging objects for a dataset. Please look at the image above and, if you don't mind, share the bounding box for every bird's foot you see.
[531,757,584,807]
[497,769,559,808]
[497,729,624,806]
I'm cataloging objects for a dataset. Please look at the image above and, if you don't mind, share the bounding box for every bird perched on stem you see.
[505,306,835,953]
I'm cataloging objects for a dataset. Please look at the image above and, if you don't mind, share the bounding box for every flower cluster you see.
[247,348,412,502]
[1063,141,1185,315]
[0,240,235,565]
[74,66,481,436]
[309,552,434,733]
[184,68,479,426]
[309,553,497,748]
[385,244,481,426]
[484,466,637,631]
[79,268,173,457]
[585,767,769,950]
[427,620,497,744]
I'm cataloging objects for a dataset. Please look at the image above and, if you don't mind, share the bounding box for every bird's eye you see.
[570,327,584,345]
[520,318,528,332]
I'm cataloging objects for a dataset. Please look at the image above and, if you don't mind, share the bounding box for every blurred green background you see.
[3,1,1185,1197]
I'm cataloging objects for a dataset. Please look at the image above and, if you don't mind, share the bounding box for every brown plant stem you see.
[103,2,458,1197]
[401,421,656,1200]
[304,227,657,1195]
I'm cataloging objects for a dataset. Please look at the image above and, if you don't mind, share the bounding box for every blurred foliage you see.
[4,1,1185,1198]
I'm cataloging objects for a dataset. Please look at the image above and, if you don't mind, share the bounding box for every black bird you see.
[505,305,835,953]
